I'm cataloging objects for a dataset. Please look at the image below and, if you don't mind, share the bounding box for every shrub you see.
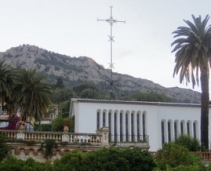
[34,124,52,131]
[41,139,57,159]
[53,151,87,171]
[0,157,52,171]
[86,148,155,171]
[175,135,201,151]
[164,164,206,171]
[0,134,9,162]
[51,116,63,132]
[154,143,204,170]
[0,157,24,171]
[51,116,74,132]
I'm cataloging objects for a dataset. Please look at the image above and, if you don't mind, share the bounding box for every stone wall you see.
[8,142,103,163]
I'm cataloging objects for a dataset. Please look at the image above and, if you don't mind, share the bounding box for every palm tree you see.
[171,15,211,149]
[0,60,18,114]
[13,69,52,121]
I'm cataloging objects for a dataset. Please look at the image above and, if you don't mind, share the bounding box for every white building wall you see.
[70,98,211,151]
[156,106,201,150]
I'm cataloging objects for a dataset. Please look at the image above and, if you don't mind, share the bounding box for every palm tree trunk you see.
[200,64,209,150]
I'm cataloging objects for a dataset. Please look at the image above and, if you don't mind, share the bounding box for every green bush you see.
[51,116,74,132]
[0,157,52,171]
[51,116,63,132]
[121,148,156,171]
[41,139,58,159]
[62,111,69,118]
[86,148,155,171]
[34,124,52,131]
[53,151,87,171]
[0,157,24,171]
[154,143,204,170]
[165,164,206,171]
[175,135,201,151]
[0,134,9,162]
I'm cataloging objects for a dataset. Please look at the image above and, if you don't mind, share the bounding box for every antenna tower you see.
[97,6,125,99]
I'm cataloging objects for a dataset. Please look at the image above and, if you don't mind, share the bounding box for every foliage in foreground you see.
[41,139,58,159]
[175,135,202,151]
[153,143,206,171]
[84,147,155,171]
[1,142,211,171]
[0,148,155,171]
[1,157,52,171]
[0,134,9,162]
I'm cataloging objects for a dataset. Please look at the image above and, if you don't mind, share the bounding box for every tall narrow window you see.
[193,122,196,139]
[131,113,134,141]
[168,121,171,142]
[142,113,146,141]
[187,122,190,136]
[161,121,165,144]
[97,111,100,130]
[114,112,117,141]
[137,114,140,140]
[174,121,177,140]
[120,112,123,142]
[103,112,106,127]
[109,112,112,141]
[180,122,183,135]
[126,113,128,141]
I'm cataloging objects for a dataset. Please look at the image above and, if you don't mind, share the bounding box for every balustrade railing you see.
[0,127,149,148]
[150,151,211,161]
[0,130,103,145]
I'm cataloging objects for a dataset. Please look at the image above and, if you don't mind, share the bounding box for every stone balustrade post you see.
[17,132,25,140]
[100,127,109,147]
[62,133,70,142]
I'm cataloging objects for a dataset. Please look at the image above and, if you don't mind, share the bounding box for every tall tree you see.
[0,61,18,114]
[171,15,211,149]
[55,77,65,89]
[13,69,52,121]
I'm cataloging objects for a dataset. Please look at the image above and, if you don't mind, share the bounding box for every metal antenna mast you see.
[97,6,125,99]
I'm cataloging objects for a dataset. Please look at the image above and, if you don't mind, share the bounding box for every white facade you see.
[69,98,211,151]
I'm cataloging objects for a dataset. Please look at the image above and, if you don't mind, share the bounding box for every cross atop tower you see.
[97,6,125,99]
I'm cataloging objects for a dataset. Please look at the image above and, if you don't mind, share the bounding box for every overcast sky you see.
[0,0,211,94]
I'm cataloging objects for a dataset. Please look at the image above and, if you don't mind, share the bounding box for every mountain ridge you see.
[0,44,201,103]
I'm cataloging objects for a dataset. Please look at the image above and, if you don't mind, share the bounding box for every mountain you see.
[0,44,201,103]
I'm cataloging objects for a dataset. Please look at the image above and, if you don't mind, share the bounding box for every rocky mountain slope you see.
[0,44,201,103]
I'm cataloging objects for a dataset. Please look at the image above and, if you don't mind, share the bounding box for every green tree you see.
[154,143,205,170]
[86,148,155,171]
[131,91,172,102]
[53,151,87,171]
[13,69,52,121]
[60,100,70,118]
[55,77,65,89]
[171,15,211,149]
[51,116,63,131]
[175,135,201,151]
[0,61,18,114]
[0,134,9,162]
[0,157,52,171]
[51,88,72,104]
[41,139,57,159]
[73,83,99,97]
[51,116,74,132]
[80,88,98,98]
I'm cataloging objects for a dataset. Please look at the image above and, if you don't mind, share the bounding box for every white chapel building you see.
[69,98,211,151]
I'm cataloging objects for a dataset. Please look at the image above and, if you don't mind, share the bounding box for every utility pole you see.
[97,6,125,99]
